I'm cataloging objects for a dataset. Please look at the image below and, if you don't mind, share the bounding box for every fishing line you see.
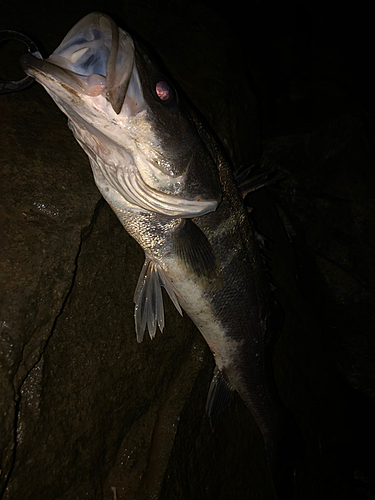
[0,30,40,94]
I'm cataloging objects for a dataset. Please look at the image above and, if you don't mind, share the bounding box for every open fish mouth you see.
[20,12,221,218]
[21,12,133,113]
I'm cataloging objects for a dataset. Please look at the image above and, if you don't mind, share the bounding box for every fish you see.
[19,12,295,497]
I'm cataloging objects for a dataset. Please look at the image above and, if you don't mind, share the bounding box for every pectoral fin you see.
[134,258,183,342]
[171,219,218,280]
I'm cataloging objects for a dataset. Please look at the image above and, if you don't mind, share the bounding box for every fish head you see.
[20,12,222,217]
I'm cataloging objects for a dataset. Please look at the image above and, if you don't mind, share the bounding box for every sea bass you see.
[20,12,289,494]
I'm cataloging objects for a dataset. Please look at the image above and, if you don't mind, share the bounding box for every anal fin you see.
[134,258,183,343]
[206,366,233,428]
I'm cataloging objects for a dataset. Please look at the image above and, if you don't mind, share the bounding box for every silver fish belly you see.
[20,11,286,480]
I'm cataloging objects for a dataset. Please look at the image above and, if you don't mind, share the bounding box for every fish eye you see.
[155,80,172,102]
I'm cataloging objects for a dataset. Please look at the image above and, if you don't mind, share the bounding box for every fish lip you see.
[20,52,102,97]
